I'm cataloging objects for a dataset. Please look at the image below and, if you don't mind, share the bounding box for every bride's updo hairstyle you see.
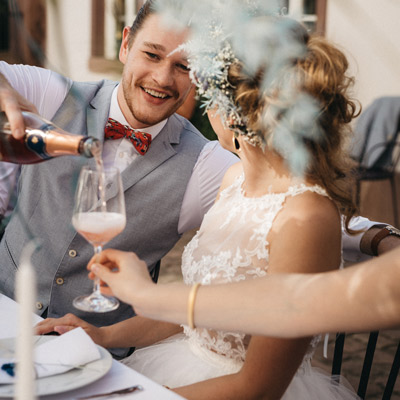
[228,31,360,231]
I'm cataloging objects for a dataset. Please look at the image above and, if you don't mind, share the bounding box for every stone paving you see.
[313,330,400,399]
[159,230,400,399]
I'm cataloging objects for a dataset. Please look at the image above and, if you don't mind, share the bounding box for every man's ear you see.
[119,26,131,64]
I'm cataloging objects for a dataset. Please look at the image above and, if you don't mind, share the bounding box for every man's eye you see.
[177,63,189,72]
[145,52,159,60]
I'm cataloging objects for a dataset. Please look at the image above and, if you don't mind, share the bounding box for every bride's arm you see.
[90,247,400,341]
[171,192,343,399]
[193,249,400,335]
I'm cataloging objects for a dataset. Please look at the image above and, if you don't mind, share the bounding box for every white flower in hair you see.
[156,0,324,174]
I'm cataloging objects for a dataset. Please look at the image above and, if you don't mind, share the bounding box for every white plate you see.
[0,336,112,397]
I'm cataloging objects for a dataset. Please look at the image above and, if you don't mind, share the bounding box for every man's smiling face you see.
[118,14,192,129]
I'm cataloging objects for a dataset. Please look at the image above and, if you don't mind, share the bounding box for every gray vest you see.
[0,80,207,330]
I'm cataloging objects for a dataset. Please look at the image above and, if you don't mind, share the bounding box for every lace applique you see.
[181,175,334,365]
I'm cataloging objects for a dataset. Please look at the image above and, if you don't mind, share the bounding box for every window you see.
[90,0,327,74]
[90,0,144,74]
[282,0,327,34]
[0,0,46,66]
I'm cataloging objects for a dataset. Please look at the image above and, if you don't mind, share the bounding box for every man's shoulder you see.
[167,113,209,148]
[170,113,207,136]
[71,79,118,93]
[64,79,118,111]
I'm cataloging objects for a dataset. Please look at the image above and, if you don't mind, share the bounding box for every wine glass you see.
[72,165,126,312]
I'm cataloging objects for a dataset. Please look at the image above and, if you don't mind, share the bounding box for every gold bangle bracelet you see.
[187,282,201,329]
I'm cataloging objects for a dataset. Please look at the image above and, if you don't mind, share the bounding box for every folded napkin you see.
[0,327,101,384]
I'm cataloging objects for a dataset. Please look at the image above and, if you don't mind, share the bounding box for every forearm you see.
[99,315,182,349]
[0,61,70,119]
[132,278,308,336]
[342,217,400,261]
[134,248,400,337]
[195,249,400,336]
[360,225,400,256]
[174,373,253,400]
[299,249,400,334]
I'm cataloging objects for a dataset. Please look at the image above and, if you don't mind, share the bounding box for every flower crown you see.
[183,27,265,147]
[161,0,323,174]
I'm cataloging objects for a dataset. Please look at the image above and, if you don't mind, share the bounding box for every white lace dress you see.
[122,175,359,399]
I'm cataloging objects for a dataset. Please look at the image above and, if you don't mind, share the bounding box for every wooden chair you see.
[331,332,400,399]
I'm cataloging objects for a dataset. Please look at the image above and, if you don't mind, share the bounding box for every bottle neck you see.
[79,137,102,158]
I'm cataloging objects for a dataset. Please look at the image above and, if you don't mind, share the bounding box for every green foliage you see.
[190,101,217,141]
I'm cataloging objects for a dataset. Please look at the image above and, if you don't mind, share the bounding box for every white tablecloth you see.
[0,293,185,399]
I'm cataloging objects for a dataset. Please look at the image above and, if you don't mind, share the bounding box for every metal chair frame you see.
[354,139,400,227]
[150,259,161,283]
[331,332,400,399]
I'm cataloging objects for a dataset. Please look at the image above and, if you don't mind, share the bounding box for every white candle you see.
[15,242,37,400]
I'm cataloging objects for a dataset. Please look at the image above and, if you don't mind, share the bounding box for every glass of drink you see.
[72,165,126,312]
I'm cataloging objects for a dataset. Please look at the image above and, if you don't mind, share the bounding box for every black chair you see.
[150,260,161,283]
[331,332,400,399]
[354,141,400,227]
[351,97,400,227]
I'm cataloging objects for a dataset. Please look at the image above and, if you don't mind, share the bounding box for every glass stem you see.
[93,245,103,295]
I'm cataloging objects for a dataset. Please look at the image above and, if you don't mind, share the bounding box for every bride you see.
[87,17,361,400]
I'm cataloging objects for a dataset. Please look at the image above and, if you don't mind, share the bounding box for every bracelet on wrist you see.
[187,283,201,329]
[370,225,400,256]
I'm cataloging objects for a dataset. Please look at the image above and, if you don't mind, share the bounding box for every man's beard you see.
[122,79,185,127]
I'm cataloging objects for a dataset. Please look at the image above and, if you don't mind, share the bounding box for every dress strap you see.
[286,183,330,199]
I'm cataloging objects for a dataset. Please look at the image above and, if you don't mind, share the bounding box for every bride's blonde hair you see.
[228,34,360,231]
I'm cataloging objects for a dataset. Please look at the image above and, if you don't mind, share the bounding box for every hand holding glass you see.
[72,166,126,312]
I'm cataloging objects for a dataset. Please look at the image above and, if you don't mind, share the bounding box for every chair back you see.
[332,332,400,399]
[150,260,161,283]
[351,97,400,170]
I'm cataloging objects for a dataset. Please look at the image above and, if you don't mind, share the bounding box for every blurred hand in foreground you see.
[0,72,38,139]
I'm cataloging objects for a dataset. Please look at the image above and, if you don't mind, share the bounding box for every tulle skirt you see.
[282,363,359,399]
[122,333,359,399]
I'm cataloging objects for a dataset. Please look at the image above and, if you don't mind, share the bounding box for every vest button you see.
[36,302,43,310]
[69,249,77,258]
[56,277,64,285]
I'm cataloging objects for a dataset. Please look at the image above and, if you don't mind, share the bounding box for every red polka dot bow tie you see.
[104,118,152,155]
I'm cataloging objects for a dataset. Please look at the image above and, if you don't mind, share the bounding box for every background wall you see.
[45,0,120,82]
[325,0,400,110]
[44,0,400,110]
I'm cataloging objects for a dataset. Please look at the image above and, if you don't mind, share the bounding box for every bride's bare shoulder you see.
[217,161,243,195]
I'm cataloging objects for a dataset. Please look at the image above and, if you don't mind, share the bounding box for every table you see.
[0,294,185,399]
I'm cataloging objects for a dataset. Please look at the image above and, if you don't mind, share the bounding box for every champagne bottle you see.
[0,111,101,164]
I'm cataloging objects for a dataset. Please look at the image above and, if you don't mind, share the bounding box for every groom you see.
[0,0,399,358]
[0,0,238,356]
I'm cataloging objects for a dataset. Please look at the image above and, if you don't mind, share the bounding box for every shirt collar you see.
[109,85,167,139]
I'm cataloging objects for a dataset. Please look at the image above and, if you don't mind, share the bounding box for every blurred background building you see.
[2,0,399,108]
